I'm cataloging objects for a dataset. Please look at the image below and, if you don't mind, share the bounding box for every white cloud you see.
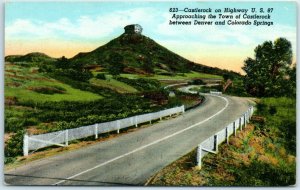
[6,7,296,53]
[6,19,54,37]
[5,7,156,39]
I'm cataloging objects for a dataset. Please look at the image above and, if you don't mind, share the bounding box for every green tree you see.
[108,53,125,75]
[55,56,69,69]
[242,38,294,97]
[52,56,93,82]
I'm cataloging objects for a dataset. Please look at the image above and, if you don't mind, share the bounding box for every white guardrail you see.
[210,91,222,95]
[196,106,254,168]
[23,105,185,156]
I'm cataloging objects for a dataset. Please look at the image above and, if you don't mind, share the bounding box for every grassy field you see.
[120,71,223,80]
[89,78,138,93]
[148,97,296,186]
[5,64,102,102]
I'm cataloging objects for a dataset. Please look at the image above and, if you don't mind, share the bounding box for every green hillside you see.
[69,32,238,77]
[70,33,192,73]
[5,63,102,102]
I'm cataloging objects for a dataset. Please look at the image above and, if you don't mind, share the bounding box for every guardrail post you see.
[23,134,29,156]
[239,117,242,130]
[225,126,229,144]
[249,110,251,121]
[214,135,218,153]
[196,144,202,169]
[244,114,246,129]
[182,105,185,113]
[95,124,98,139]
[117,120,120,133]
[233,121,236,136]
[135,116,138,127]
[65,130,68,146]
[247,109,251,123]
[247,109,251,122]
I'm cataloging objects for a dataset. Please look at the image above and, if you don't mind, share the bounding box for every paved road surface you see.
[5,94,251,186]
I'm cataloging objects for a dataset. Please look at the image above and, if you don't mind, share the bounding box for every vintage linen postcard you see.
[3,1,297,186]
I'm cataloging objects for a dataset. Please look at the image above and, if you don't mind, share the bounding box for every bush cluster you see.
[199,85,222,93]
[5,130,25,164]
[188,79,206,85]
[142,90,169,105]
[95,73,106,80]
[5,116,38,133]
[28,86,66,95]
[52,69,93,82]
[114,76,161,91]
[48,74,115,97]
[257,98,296,155]
[224,79,249,97]
[20,95,157,123]
[220,160,296,186]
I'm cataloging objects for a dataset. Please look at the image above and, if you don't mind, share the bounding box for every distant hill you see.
[5,52,57,63]
[70,33,194,74]
[69,26,240,77]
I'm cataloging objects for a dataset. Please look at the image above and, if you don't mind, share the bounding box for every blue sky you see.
[5,1,297,73]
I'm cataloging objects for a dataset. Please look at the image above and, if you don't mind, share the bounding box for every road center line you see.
[53,94,229,185]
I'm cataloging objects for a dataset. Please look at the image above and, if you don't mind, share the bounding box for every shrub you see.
[53,69,93,82]
[143,90,169,105]
[5,130,25,163]
[268,106,277,115]
[96,73,106,80]
[5,96,18,106]
[5,117,25,132]
[256,103,267,115]
[199,85,222,93]
[234,160,296,186]
[114,76,161,91]
[188,79,206,85]
[157,72,174,76]
[28,86,66,94]
[23,117,39,127]
[280,119,296,155]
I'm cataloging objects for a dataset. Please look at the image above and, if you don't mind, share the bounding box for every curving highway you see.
[5,93,252,186]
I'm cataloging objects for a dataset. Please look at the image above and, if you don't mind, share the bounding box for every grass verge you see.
[147,97,296,186]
